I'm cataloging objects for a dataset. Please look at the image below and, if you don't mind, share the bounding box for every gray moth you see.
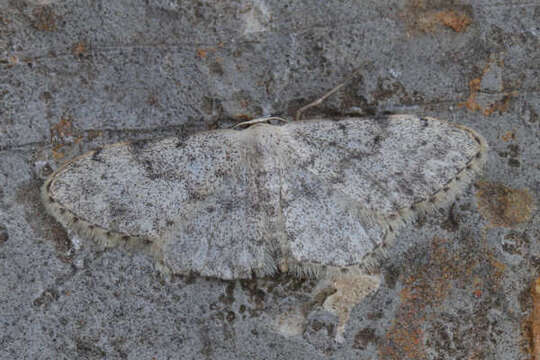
[42,114,488,281]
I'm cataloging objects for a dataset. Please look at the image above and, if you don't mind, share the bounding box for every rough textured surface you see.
[1,0,538,359]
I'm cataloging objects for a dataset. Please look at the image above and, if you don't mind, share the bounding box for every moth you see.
[42,113,487,280]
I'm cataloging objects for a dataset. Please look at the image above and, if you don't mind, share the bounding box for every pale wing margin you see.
[42,142,154,250]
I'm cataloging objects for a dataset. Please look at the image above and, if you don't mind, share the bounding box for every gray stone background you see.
[1,0,538,359]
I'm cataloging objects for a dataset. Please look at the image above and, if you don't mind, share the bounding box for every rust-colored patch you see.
[533,278,540,360]
[196,48,208,59]
[239,98,250,109]
[476,181,535,228]
[462,77,483,112]
[380,311,427,359]
[49,116,84,159]
[1,55,20,68]
[482,93,515,116]
[459,59,518,116]
[400,1,473,34]
[378,237,505,359]
[72,41,88,58]
[52,144,65,160]
[501,130,516,142]
[196,44,222,60]
[32,6,57,32]
[50,116,74,141]
[488,255,507,279]
[8,55,19,66]
[147,94,159,106]
[434,10,472,32]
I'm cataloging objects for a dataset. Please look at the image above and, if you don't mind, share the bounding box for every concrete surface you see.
[0,0,538,359]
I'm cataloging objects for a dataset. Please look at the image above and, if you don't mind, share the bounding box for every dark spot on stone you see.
[219,282,236,305]
[420,117,429,127]
[33,288,59,308]
[91,147,103,162]
[106,231,112,236]
[183,272,197,284]
[226,311,235,322]
[121,235,129,241]
[311,319,324,331]
[40,91,53,102]
[367,310,383,320]
[39,163,53,178]
[0,225,8,244]
[88,224,94,230]
[201,96,225,118]
[507,144,519,157]
[32,6,57,32]
[388,225,394,232]
[474,136,481,144]
[72,217,79,223]
[384,264,400,289]
[443,187,450,192]
[353,327,377,350]
[466,164,472,169]
[441,204,459,232]
[209,61,224,76]
[239,305,246,313]
[508,158,520,167]
[475,152,481,159]
[48,196,55,203]
[75,337,106,358]
[128,139,152,155]
[59,208,66,214]
[455,176,461,181]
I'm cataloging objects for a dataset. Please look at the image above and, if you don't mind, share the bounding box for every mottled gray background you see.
[1,0,538,359]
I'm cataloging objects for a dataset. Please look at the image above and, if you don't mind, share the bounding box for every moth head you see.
[233,116,289,130]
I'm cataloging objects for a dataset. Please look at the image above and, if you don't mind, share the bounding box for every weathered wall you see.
[0,1,538,358]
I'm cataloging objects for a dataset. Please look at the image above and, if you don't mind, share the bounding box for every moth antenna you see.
[295,68,362,121]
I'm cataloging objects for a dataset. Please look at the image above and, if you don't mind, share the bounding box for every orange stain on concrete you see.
[531,278,540,360]
[501,130,516,142]
[401,1,473,34]
[50,116,74,141]
[378,237,507,359]
[434,10,472,32]
[476,182,535,228]
[459,59,518,116]
[72,41,88,58]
